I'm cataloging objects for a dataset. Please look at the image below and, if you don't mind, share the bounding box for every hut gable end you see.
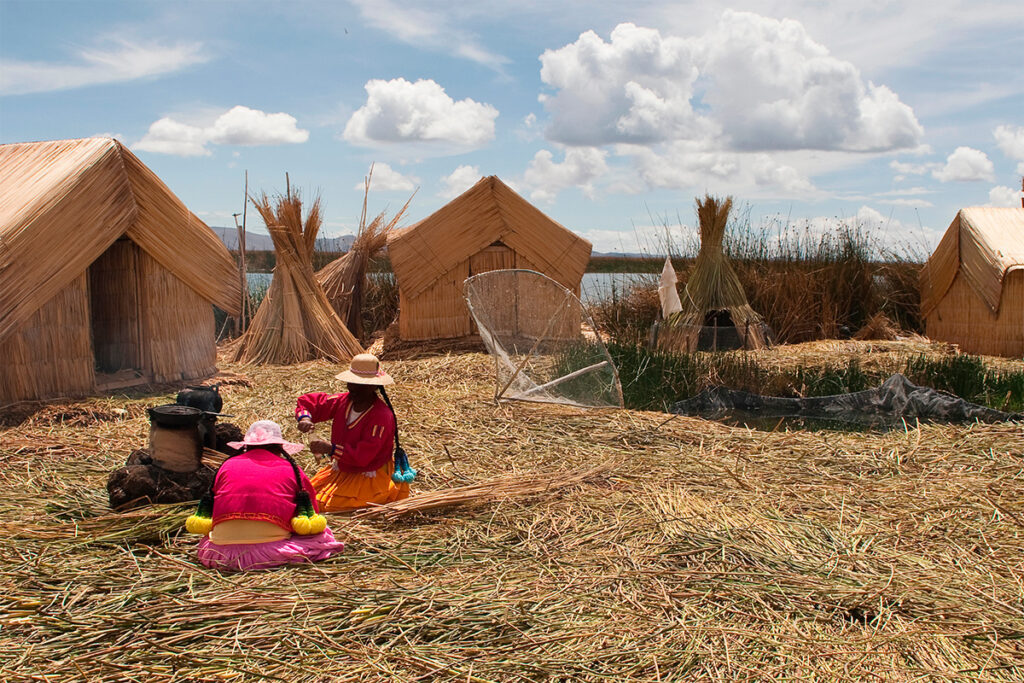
[388,176,591,299]
[0,137,240,342]
[920,207,1024,316]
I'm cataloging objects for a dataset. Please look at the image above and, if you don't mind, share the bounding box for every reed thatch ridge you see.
[232,189,363,364]
[386,175,592,341]
[919,207,1024,357]
[317,167,413,340]
[659,194,769,351]
[0,137,241,404]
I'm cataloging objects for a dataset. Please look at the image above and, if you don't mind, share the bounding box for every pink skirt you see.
[196,528,344,572]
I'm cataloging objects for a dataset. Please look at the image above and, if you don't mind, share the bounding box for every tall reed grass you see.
[591,215,924,346]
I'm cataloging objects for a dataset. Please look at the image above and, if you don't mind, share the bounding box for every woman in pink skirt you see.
[184,420,344,571]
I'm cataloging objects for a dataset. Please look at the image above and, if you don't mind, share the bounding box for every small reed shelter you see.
[386,176,592,341]
[919,207,1024,357]
[656,195,769,352]
[0,138,241,404]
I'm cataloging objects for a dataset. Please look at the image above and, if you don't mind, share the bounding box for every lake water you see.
[247,272,654,304]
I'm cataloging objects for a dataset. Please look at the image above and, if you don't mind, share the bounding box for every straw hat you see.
[227,420,305,455]
[335,353,394,386]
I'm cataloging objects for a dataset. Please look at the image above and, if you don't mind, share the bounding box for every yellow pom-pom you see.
[307,514,328,534]
[291,515,313,535]
[185,515,212,535]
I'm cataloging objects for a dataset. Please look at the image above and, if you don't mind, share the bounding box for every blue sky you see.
[2,0,1022,253]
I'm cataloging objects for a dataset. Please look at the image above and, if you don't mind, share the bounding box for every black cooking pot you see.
[148,404,203,428]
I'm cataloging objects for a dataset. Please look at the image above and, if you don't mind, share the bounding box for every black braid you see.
[378,386,400,452]
[202,444,312,517]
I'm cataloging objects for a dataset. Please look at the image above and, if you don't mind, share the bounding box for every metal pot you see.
[147,404,203,428]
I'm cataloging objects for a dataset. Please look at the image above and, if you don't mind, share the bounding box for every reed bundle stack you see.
[317,169,413,340]
[658,195,769,351]
[232,190,362,364]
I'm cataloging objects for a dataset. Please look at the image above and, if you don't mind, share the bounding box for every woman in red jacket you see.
[296,353,411,511]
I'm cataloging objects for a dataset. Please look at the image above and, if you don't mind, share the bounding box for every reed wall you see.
[0,274,94,404]
[399,249,585,341]
[926,269,1024,357]
[140,249,217,383]
[399,261,471,340]
[0,141,137,341]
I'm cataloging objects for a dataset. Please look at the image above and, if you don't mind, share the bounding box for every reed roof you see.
[920,207,1024,317]
[387,176,591,298]
[0,138,241,342]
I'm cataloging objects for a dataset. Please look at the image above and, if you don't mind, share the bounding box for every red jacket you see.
[211,448,318,532]
[296,392,395,473]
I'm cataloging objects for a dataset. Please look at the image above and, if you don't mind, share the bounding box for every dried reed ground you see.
[1,343,1022,681]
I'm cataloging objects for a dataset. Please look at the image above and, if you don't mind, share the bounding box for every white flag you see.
[659,256,683,317]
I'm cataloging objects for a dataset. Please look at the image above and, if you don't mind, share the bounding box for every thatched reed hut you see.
[0,138,241,404]
[920,207,1024,357]
[386,176,592,341]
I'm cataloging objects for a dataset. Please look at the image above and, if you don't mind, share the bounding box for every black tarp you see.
[671,374,1021,426]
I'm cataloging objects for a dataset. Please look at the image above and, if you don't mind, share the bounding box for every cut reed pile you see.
[317,166,413,341]
[231,189,362,364]
[1,342,1022,681]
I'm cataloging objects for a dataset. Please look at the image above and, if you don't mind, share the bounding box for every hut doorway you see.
[88,238,145,388]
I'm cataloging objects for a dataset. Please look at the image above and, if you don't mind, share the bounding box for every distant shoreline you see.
[231,250,669,274]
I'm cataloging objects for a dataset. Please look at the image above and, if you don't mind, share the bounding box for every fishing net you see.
[463,269,623,408]
[671,373,1022,428]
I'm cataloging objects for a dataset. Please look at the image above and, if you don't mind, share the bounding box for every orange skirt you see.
[310,459,410,512]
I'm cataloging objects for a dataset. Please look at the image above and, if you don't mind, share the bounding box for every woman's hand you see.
[309,439,333,456]
[297,418,315,433]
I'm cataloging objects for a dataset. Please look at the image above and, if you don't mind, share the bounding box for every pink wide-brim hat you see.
[227,420,305,455]
[335,353,394,386]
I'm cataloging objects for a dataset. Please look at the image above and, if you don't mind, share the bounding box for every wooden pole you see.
[237,170,250,331]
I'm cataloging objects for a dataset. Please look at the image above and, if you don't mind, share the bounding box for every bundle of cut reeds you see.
[231,189,363,364]
[661,194,769,350]
[317,166,414,340]
[352,464,611,521]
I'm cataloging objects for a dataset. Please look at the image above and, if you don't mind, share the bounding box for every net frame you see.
[463,269,623,409]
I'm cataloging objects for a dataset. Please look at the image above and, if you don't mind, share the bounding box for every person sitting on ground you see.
[296,353,411,512]
[185,420,344,571]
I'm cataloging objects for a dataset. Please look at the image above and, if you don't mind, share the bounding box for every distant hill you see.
[316,234,356,252]
[210,226,355,252]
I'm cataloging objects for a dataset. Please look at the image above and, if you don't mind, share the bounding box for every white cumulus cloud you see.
[539,23,707,146]
[538,13,922,154]
[439,165,482,199]
[994,125,1024,174]
[696,11,922,152]
[0,40,206,95]
[134,106,308,157]
[343,78,498,149]
[989,185,1022,207]
[357,163,417,192]
[932,147,994,182]
[626,142,815,197]
[522,148,609,203]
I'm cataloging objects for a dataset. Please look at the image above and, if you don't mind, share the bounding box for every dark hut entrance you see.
[698,309,745,351]
[89,238,145,389]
